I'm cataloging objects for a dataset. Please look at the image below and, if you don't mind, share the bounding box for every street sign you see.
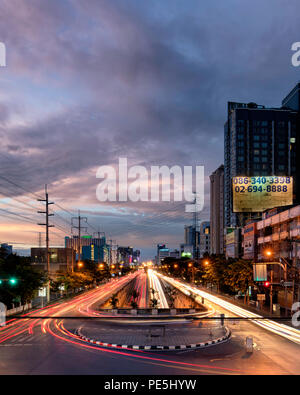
[38,287,47,297]
[253,264,267,282]
[257,294,266,301]
[283,282,293,287]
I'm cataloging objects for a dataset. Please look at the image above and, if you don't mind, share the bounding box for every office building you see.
[225,228,242,259]
[199,221,210,257]
[118,246,133,267]
[210,165,224,255]
[184,225,200,258]
[155,244,170,265]
[224,93,298,229]
[31,247,76,275]
[65,235,106,260]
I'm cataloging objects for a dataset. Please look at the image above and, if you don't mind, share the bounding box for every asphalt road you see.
[0,272,300,375]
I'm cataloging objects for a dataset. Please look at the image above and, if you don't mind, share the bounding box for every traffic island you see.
[75,324,231,352]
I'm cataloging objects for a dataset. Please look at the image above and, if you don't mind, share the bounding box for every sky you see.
[0,0,300,259]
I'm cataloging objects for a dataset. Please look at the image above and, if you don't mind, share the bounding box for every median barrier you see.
[76,326,231,352]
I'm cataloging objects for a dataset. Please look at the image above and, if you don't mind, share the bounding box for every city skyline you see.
[1,0,300,259]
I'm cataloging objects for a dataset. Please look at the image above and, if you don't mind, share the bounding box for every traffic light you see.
[0,279,2,285]
[9,278,17,285]
[264,281,270,287]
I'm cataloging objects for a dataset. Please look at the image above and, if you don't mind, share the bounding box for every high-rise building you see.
[184,225,200,258]
[132,250,141,265]
[282,82,300,111]
[282,82,300,203]
[118,246,133,267]
[199,221,210,257]
[155,244,169,265]
[210,165,224,255]
[65,235,105,261]
[224,94,298,229]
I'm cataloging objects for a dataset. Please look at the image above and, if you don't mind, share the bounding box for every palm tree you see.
[151,298,158,308]
[130,300,138,309]
[110,293,119,309]
[131,289,139,301]
[166,287,177,308]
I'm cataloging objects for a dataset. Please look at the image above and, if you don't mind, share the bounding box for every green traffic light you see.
[9,278,17,285]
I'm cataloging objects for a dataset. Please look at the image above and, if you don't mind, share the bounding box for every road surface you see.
[0,272,300,375]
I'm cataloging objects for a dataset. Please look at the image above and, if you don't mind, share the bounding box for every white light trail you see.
[148,269,169,308]
[158,273,300,345]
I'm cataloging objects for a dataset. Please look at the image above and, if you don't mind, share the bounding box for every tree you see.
[202,255,229,292]
[165,286,177,308]
[0,252,47,308]
[224,259,254,303]
[150,298,158,308]
[130,300,138,309]
[130,289,139,309]
[110,293,119,309]
[54,271,93,293]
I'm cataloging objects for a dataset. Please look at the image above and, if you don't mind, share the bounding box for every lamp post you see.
[265,249,273,314]
[188,262,195,284]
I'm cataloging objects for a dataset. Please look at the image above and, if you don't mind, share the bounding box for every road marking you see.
[0,344,34,347]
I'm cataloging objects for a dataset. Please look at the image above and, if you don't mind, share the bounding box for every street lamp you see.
[204,260,210,266]
[264,248,274,314]
[188,262,195,283]
[78,262,83,268]
[265,249,273,258]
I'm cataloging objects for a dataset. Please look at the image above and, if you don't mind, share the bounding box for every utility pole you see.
[71,210,87,264]
[37,184,54,303]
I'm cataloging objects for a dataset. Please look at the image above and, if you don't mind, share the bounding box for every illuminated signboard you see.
[181,252,192,258]
[232,176,293,213]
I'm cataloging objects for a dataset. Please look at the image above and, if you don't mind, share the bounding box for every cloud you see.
[0,0,299,258]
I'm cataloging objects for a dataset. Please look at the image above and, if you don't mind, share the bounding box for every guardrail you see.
[6,303,32,316]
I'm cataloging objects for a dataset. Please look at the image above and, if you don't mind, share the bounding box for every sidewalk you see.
[196,284,290,319]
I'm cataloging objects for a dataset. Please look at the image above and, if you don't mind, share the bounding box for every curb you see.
[76,327,231,351]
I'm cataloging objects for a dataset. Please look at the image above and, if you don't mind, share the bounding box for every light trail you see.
[157,273,300,345]
[148,269,169,308]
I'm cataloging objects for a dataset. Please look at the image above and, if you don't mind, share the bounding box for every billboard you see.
[232,176,293,213]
